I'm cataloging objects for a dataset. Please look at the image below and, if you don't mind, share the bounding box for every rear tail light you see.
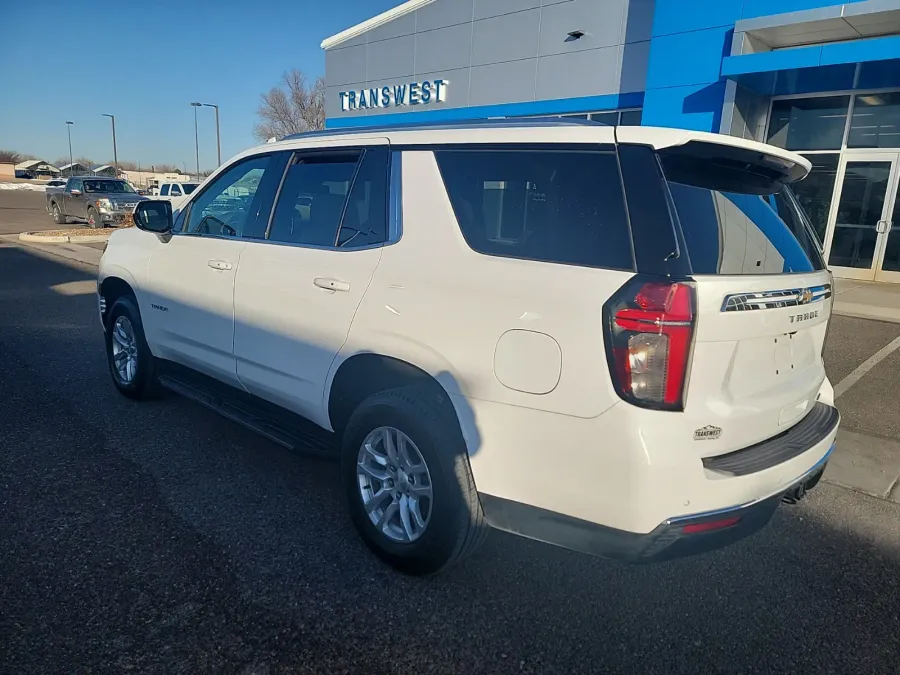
[603,276,696,411]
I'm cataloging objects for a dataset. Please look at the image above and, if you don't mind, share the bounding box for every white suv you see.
[98,119,839,575]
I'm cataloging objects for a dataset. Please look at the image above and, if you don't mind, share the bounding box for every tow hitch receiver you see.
[782,465,825,505]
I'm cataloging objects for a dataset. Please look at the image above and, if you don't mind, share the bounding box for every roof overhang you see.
[735,0,900,50]
[321,0,433,50]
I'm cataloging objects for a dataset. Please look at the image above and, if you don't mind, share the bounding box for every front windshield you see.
[84,180,136,194]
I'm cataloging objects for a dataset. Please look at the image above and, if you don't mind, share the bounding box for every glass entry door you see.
[824,152,900,282]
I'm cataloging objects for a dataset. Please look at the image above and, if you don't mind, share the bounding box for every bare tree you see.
[0,150,23,164]
[115,160,139,172]
[254,69,325,141]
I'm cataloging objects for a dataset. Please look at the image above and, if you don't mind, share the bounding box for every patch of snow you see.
[0,183,47,191]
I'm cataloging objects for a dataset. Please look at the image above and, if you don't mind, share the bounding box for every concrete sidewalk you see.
[833,278,900,324]
[825,430,900,503]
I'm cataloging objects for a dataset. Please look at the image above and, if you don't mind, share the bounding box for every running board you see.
[157,364,337,458]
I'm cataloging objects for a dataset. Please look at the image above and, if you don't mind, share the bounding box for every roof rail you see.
[280,116,606,141]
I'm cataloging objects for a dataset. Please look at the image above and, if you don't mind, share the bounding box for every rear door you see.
[648,141,831,455]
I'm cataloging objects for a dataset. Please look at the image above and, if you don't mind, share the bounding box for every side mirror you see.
[70,189,82,196]
[133,200,173,234]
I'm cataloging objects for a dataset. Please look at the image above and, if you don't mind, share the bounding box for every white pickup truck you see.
[155,182,200,208]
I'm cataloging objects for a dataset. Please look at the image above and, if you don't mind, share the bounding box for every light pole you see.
[65,121,74,177]
[196,103,221,166]
[190,102,201,179]
[101,114,118,174]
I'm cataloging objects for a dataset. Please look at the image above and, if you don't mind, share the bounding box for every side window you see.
[337,148,388,247]
[160,184,170,196]
[183,155,273,238]
[267,152,359,246]
[434,148,633,270]
[170,184,182,196]
[70,179,82,192]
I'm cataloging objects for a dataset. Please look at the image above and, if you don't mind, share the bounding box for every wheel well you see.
[328,354,456,438]
[99,277,135,323]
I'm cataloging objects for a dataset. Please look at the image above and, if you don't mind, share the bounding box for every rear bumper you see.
[481,442,832,563]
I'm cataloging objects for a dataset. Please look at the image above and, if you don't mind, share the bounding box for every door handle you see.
[207,259,233,271]
[314,277,350,292]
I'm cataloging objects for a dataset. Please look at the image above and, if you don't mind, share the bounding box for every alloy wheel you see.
[357,426,433,543]
[110,315,138,384]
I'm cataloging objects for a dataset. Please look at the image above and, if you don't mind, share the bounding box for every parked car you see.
[156,181,200,209]
[97,119,839,575]
[47,177,147,228]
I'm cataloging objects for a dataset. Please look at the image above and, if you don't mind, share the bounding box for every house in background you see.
[91,165,124,178]
[14,159,60,178]
[58,162,91,178]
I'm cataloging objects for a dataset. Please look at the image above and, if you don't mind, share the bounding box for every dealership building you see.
[322,0,900,283]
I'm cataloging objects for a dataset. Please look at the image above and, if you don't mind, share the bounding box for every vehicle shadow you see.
[1,244,898,675]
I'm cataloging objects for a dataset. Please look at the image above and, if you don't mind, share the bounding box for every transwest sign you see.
[339,79,446,112]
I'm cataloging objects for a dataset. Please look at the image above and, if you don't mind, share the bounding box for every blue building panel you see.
[651,0,742,37]
[740,0,864,20]
[641,83,727,131]
[645,27,734,90]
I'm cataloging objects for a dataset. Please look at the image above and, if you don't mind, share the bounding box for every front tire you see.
[104,296,160,400]
[342,387,487,575]
[87,206,100,229]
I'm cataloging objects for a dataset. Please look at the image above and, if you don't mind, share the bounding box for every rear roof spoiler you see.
[615,127,811,184]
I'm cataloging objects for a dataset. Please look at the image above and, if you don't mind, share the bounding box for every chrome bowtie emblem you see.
[799,288,814,305]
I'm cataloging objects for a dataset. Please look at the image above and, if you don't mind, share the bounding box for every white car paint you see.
[98,122,838,558]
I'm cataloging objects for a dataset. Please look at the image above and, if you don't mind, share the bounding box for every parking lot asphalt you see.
[0,189,66,235]
[2,240,900,674]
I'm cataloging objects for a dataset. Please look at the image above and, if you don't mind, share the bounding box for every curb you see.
[19,232,111,244]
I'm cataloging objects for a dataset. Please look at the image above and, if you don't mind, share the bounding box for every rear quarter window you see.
[434,148,633,271]
[661,154,825,275]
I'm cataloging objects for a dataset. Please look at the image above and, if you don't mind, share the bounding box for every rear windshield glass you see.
[661,157,825,275]
[435,149,633,271]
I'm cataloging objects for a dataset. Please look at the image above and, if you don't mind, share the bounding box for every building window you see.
[848,92,900,148]
[555,109,642,125]
[767,96,850,150]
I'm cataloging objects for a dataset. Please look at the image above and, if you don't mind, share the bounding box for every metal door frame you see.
[822,150,900,281]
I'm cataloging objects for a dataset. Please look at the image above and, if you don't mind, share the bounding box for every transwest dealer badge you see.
[694,425,722,441]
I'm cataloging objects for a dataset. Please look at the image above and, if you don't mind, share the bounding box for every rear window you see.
[661,155,825,275]
[435,148,633,271]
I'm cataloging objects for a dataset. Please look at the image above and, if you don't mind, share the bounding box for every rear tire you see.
[342,386,487,575]
[52,203,67,225]
[104,296,160,400]
[87,207,100,229]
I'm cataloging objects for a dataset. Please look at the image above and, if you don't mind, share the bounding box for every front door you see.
[824,152,900,282]
[143,152,286,386]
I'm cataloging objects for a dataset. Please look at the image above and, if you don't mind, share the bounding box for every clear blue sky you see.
[0,0,397,171]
